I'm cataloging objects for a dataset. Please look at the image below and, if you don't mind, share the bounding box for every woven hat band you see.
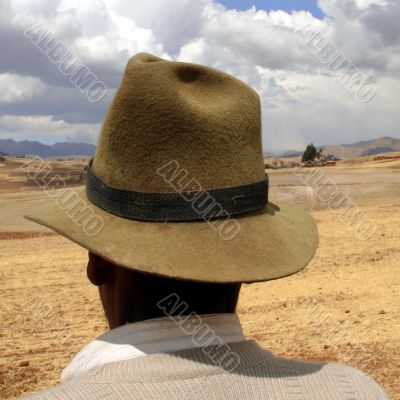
[85,160,269,222]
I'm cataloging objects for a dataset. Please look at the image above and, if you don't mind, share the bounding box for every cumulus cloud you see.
[0,0,399,153]
[0,115,100,143]
[360,1,400,46]
[0,73,46,103]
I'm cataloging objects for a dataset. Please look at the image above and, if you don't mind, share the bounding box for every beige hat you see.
[25,53,318,283]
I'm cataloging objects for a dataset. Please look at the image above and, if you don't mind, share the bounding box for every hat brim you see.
[24,187,318,283]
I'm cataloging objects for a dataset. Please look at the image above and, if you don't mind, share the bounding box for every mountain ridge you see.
[0,138,96,158]
[263,136,400,159]
[1,136,399,159]
[321,136,400,159]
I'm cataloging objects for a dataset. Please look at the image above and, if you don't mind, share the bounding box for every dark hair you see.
[134,272,242,317]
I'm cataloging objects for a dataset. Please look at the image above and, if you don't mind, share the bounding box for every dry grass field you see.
[0,156,399,399]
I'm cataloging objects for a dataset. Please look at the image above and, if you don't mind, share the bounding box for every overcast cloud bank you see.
[0,0,399,152]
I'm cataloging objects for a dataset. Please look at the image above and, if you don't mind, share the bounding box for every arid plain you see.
[0,156,399,399]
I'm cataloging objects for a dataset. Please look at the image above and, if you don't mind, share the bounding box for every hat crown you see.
[93,53,265,192]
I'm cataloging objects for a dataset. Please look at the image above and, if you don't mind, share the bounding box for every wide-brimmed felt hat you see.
[25,53,318,283]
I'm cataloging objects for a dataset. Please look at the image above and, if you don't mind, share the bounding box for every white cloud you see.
[0,73,46,103]
[0,115,100,143]
[0,0,399,152]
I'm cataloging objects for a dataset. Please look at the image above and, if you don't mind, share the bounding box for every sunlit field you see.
[1,157,399,399]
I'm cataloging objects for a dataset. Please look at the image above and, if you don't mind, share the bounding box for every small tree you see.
[302,143,318,162]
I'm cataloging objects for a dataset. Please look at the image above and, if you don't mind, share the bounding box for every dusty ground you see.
[0,156,399,399]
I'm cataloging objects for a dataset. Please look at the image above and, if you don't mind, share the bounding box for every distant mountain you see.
[321,136,400,159]
[362,146,395,156]
[0,139,96,158]
[264,136,400,160]
[280,150,303,158]
[263,151,276,157]
[2,136,399,160]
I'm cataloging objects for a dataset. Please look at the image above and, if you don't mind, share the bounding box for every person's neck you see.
[107,309,237,330]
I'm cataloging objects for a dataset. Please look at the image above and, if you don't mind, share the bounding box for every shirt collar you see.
[61,313,245,382]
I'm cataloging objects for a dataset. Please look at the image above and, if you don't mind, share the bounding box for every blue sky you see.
[218,0,324,18]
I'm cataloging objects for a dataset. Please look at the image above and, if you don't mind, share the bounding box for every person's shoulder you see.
[20,381,122,400]
[255,348,388,400]
[320,362,389,399]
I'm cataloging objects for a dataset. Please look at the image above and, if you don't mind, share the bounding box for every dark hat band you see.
[85,160,268,222]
